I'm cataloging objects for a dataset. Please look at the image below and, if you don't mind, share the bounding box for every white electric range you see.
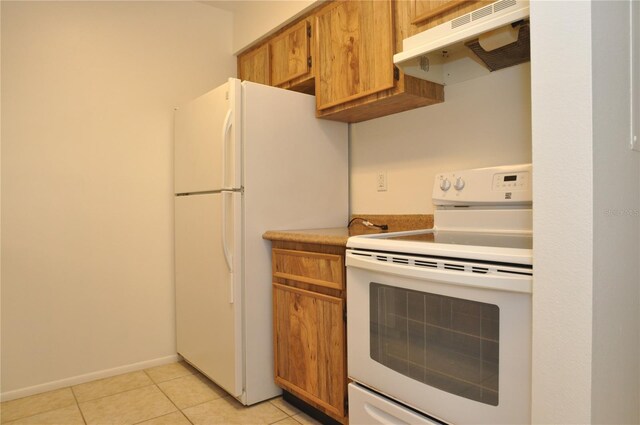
[346,164,533,425]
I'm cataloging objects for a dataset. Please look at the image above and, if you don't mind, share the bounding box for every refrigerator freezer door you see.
[175,193,242,396]
[174,78,241,194]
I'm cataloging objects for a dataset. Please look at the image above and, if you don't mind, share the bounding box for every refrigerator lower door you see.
[175,192,242,397]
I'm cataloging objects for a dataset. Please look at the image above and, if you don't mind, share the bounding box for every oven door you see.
[346,250,532,425]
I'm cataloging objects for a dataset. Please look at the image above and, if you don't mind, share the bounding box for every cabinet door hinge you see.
[308,56,312,68]
[307,25,312,38]
[393,66,400,81]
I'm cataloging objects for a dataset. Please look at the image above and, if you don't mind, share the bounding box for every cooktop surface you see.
[347,228,533,265]
[384,229,532,250]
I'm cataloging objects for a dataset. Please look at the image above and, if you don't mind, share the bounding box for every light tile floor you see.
[0,362,322,425]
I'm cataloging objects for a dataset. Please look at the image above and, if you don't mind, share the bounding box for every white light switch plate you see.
[377,172,388,191]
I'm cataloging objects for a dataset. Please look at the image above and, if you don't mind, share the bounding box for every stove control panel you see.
[433,163,532,206]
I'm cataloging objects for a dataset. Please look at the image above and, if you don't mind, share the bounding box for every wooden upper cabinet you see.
[238,44,270,85]
[411,0,493,28]
[412,0,464,24]
[315,0,395,111]
[237,0,447,122]
[270,20,311,87]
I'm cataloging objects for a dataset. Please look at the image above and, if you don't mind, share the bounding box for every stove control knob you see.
[454,177,465,191]
[440,178,451,191]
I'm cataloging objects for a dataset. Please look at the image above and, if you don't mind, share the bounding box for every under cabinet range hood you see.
[394,0,530,85]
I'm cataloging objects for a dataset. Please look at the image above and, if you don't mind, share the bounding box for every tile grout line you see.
[128,383,187,425]
[1,366,309,425]
[0,388,78,425]
[73,365,196,406]
[74,382,157,405]
[142,367,197,386]
[147,368,236,424]
[268,400,296,418]
[267,398,305,425]
[150,379,195,425]
[144,367,199,424]
[69,385,88,425]
[0,364,199,425]
[71,370,157,405]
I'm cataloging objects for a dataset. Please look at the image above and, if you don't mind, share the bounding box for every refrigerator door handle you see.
[221,109,233,189]
[221,191,234,304]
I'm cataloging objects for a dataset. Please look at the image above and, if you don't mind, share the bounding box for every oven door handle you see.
[346,252,532,294]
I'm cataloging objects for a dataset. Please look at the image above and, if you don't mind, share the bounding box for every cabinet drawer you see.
[272,248,344,290]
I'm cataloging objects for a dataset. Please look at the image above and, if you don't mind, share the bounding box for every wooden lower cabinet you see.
[270,242,348,424]
[273,284,346,419]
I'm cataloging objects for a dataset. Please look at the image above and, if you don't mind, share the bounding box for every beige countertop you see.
[262,214,434,247]
[262,227,364,246]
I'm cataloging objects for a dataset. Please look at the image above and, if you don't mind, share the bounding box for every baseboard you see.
[0,354,181,402]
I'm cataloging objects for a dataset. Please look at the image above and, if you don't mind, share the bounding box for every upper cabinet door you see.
[412,0,463,24]
[270,20,311,87]
[315,0,394,111]
[238,44,270,85]
[411,0,491,26]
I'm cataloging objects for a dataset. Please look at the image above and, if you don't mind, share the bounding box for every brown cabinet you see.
[237,0,446,123]
[315,0,395,111]
[409,0,493,29]
[314,0,444,122]
[270,243,347,424]
[238,44,270,85]
[270,20,312,88]
[411,0,465,25]
[238,19,314,95]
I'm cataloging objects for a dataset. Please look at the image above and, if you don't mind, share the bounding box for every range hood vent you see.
[394,0,530,85]
[465,21,530,71]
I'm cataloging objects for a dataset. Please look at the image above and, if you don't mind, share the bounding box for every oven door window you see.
[370,282,499,406]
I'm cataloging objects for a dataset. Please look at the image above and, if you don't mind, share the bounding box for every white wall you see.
[350,63,532,214]
[530,1,594,422]
[591,1,640,423]
[531,1,640,423]
[1,1,235,399]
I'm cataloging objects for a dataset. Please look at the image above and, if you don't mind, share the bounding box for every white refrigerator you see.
[174,78,348,405]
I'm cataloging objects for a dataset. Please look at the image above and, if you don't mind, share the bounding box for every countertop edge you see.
[262,230,349,247]
[262,215,434,247]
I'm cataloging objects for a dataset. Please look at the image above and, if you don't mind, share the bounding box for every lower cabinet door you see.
[273,283,346,418]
